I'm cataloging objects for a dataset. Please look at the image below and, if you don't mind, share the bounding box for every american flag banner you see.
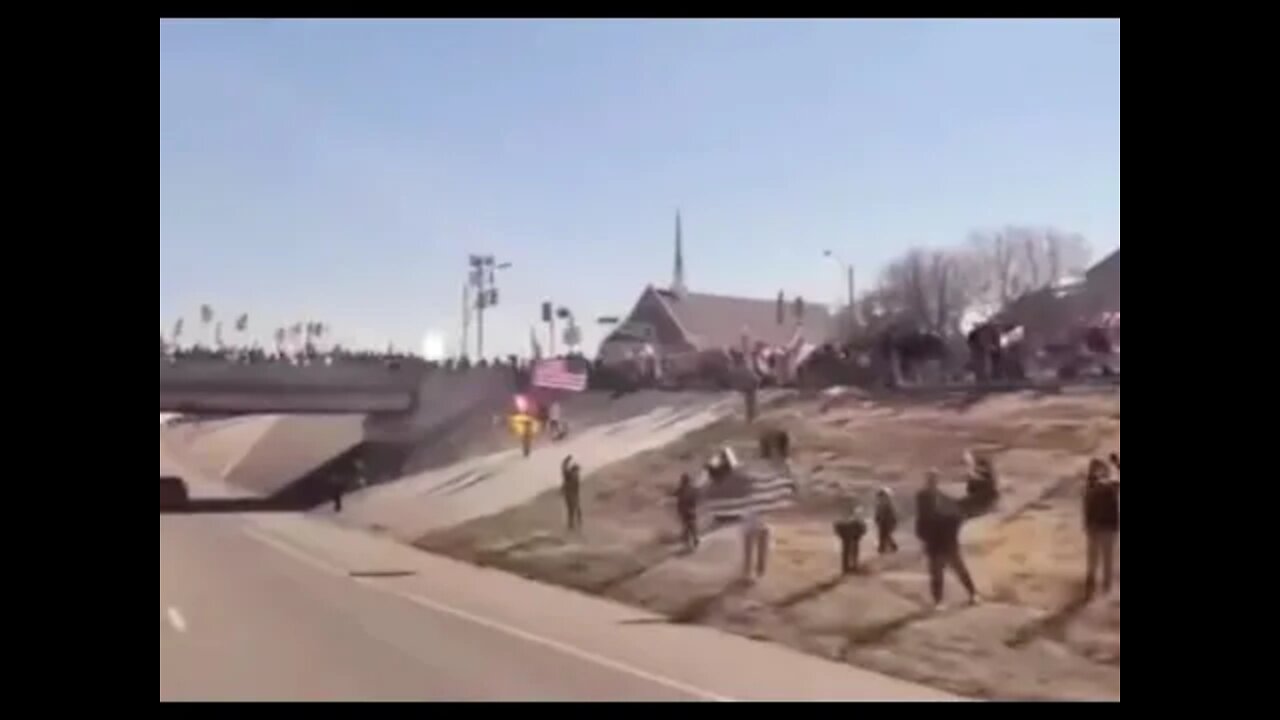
[701,469,799,521]
[532,357,589,392]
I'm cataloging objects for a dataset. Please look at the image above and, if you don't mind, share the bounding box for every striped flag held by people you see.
[702,473,798,521]
[700,448,799,521]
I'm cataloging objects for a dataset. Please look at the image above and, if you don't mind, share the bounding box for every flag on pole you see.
[529,326,543,360]
[531,357,588,392]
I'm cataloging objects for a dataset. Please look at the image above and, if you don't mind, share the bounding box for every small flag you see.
[529,326,544,360]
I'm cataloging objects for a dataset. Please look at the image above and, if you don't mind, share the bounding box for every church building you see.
[597,212,835,366]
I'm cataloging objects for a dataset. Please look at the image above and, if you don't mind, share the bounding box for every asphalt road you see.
[160,515,710,701]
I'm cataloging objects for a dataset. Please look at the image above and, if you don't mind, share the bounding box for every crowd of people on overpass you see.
[159,339,601,386]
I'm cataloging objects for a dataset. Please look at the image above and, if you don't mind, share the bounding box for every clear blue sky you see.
[160,19,1120,358]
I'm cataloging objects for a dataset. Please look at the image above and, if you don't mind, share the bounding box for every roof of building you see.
[994,247,1120,339]
[1087,248,1120,284]
[652,288,834,350]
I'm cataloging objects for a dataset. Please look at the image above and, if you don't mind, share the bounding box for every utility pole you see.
[468,254,511,361]
[824,249,857,335]
[461,283,471,359]
[847,265,856,318]
[477,288,486,360]
[539,301,555,357]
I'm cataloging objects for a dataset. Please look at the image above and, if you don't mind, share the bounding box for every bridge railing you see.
[159,358,425,392]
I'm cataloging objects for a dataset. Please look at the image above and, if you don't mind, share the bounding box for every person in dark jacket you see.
[833,500,869,574]
[1083,458,1120,598]
[915,470,978,607]
[874,486,899,554]
[561,455,583,532]
[963,452,1000,516]
[674,473,700,551]
[774,429,791,461]
[757,429,792,461]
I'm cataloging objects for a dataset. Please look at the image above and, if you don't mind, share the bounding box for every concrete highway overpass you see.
[159,359,425,415]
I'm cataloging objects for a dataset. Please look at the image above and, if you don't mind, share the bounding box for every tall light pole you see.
[461,283,471,359]
[468,254,511,360]
[823,249,856,331]
[541,302,580,357]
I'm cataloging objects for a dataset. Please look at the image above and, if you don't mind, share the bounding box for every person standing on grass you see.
[548,400,566,441]
[963,451,1000,516]
[674,473,700,551]
[741,510,771,581]
[833,500,869,574]
[1083,458,1120,598]
[915,470,978,608]
[561,455,583,532]
[874,486,900,554]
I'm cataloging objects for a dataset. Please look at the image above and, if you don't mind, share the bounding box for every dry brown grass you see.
[418,388,1121,700]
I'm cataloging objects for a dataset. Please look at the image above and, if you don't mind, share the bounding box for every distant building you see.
[598,212,834,364]
[996,248,1120,347]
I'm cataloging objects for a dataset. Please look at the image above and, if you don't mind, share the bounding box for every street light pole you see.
[824,249,857,333]
[461,283,471,359]
[468,255,511,361]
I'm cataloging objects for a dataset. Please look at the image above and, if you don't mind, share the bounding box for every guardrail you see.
[158,358,425,392]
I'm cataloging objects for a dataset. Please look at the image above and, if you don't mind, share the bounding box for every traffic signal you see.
[542,302,553,322]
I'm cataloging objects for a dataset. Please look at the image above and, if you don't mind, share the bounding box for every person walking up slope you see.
[874,486,900,555]
[1083,458,1120,598]
[561,455,583,532]
[834,500,869,574]
[674,473,700,552]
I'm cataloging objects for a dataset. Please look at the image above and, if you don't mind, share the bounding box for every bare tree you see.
[968,231,1021,306]
[970,227,1092,306]
[879,247,981,336]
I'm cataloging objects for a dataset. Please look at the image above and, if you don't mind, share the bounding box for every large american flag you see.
[701,470,798,521]
[532,358,589,392]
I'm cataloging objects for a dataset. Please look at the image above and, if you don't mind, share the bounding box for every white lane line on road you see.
[242,527,734,703]
[167,607,187,633]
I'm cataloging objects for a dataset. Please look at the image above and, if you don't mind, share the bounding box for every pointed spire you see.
[672,209,687,294]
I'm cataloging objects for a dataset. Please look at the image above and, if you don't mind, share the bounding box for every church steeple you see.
[672,210,687,295]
